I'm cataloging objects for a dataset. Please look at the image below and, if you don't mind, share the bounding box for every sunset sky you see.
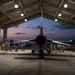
[1,17,75,41]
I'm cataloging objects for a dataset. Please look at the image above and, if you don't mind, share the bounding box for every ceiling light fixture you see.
[14,4,19,8]
[21,13,24,16]
[25,19,27,22]
[58,13,61,16]
[55,19,58,22]
[64,3,68,8]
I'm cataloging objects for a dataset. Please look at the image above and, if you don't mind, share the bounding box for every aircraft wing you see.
[52,40,71,46]
[19,40,30,42]
[30,38,52,43]
[30,39,35,42]
[47,39,52,42]
[14,39,30,43]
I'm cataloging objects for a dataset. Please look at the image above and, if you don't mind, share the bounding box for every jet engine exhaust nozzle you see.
[36,35,47,46]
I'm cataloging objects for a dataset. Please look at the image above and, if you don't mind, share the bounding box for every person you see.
[54,44,58,53]
[5,41,9,51]
[9,40,14,51]
[15,43,18,52]
[23,42,26,50]
[18,43,21,50]
[21,43,24,51]
[2,42,5,50]
[50,44,54,53]
[7,41,10,50]
[0,42,1,50]
[62,44,64,53]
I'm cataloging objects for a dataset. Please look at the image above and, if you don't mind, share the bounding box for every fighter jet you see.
[30,23,52,58]
[29,4,52,59]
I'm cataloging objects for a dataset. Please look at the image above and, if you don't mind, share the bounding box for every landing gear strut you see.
[39,49,44,59]
[47,50,51,54]
[32,49,35,54]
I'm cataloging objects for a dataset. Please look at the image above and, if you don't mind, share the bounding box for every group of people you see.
[31,42,65,54]
[0,40,65,53]
[9,40,26,52]
[50,43,65,53]
[0,42,9,51]
[0,40,26,52]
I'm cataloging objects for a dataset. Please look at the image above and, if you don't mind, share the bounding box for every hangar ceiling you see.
[0,0,75,29]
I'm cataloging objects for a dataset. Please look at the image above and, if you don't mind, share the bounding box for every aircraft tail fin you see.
[40,2,43,35]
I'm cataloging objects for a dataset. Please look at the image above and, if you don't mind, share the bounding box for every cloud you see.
[26,26,35,30]
[13,25,19,28]
[36,26,44,30]
[50,28,55,30]
[54,25,75,30]
[31,26,36,30]
[26,25,44,30]
[36,26,41,29]
[26,26,30,28]
[14,32,27,35]
[46,34,54,37]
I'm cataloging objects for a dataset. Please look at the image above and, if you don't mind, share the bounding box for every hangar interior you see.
[0,0,75,40]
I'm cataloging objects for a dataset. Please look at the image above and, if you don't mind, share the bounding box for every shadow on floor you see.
[14,56,69,61]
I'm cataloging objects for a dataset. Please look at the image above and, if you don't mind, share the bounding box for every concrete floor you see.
[0,50,75,75]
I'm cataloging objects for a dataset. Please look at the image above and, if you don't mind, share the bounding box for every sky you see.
[1,17,75,41]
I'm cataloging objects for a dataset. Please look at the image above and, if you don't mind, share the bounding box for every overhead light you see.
[24,19,27,22]
[58,13,61,16]
[21,13,24,16]
[55,19,58,22]
[14,4,19,8]
[64,3,68,8]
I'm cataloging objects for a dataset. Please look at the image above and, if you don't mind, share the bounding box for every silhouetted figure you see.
[10,40,14,51]
[21,43,26,51]
[15,43,18,52]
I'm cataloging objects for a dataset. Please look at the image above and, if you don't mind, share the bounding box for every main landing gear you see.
[39,49,44,59]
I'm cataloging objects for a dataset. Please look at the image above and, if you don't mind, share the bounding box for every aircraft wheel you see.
[39,49,44,59]
[47,50,51,54]
[32,49,34,54]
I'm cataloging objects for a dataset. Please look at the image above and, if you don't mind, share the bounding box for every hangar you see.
[0,0,75,40]
[0,1,75,75]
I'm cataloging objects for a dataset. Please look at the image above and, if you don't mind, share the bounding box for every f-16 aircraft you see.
[30,24,52,58]
[28,5,53,58]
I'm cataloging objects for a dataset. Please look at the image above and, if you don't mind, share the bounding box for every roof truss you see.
[0,0,75,29]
